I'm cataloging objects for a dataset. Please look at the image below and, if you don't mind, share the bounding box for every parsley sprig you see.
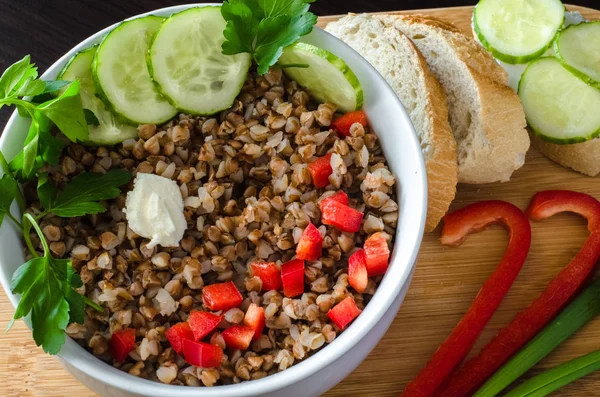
[221,0,318,75]
[0,56,132,354]
[7,170,131,354]
[0,55,88,180]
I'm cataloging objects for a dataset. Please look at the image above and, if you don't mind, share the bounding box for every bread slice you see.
[376,14,530,184]
[532,135,600,177]
[326,14,457,231]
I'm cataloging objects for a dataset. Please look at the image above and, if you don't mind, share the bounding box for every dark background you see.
[0,0,596,128]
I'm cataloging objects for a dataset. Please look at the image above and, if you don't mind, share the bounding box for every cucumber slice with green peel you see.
[473,0,565,64]
[277,43,363,112]
[93,15,178,125]
[518,57,600,144]
[58,47,139,145]
[148,7,251,115]
[555,22,600,88]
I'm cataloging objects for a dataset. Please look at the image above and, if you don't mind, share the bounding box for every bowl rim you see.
[0,3,427,396]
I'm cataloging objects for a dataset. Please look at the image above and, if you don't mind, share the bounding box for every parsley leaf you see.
[16,77,46,98]
[252,0,314,18]
[221,0,317,75]
[0,57,88,180]
[37,172,58,210]
[222,0,257,55]
[41,80,70,95]
[0,173,18,227]
[0,55,39,100]
[63,265,86,324]
[42,169,132,217]
[36,81,88,143]
[10,214,80,354]
[8,112,66,181]
[9,211,104,353]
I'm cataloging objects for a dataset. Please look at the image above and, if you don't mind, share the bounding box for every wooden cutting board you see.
[1,4,600,397]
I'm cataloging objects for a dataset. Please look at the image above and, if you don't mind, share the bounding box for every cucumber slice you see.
[555,22,600,88]
[58,47,138,145]
[148,7,251,115]
[93,15,178,125]
[518,57,600,144]
[473,0,564,64]
[277,43,363,112]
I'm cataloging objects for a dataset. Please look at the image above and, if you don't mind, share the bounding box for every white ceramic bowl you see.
[0,4,427,397]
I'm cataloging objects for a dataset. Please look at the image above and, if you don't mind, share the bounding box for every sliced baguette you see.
[377,14,530,184]
[532,135,600,177]
[326,14,457,231]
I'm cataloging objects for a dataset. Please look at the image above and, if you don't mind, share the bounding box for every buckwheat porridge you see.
[24,68,398,386]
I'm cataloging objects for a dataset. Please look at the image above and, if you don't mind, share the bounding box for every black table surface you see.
[0,0,596,129]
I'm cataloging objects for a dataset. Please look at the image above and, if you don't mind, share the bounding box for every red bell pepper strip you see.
[363,232,391,276]
[327,296,362,329]
[321,199,364,233]
[166,322,195,354]
[249,260,283,291]
[110,328,136,362]
[296,222,323,260]
[402,200,532,397]
[244,303,266,341]
[281,258,305,297]
[188,311,223,341]
[222,325,255,350]
[331,110,367,137]
[348,249,368,293]
[183,339,223,368]
[308,153,333,188]
[438,191,600,397]
[202,281,243,311]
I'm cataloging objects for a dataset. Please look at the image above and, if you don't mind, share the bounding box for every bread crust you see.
[378,14,529,184]
[462,68,529,183]
[326,14,457,231]
[414,39,458,230]
[532,134,600,177]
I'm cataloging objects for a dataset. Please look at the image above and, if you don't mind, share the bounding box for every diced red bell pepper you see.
[202,281,243,311]
[402,200,531,397]
[363,232,390,276]
[281,258,305,297]
[222,325,255,350]
[331,110,367,137]
[183,339,223,368]
[188,311,223,341]
[110,328,136,362]
[244,303,266,341]
[348,249,368,293]
[438,191,600,397]
[319,190,350,213]
[249,261,282,291]
[308,153,333,188]
[327,296,362,329]
[321,199,364,233]
[327,191,349,206]
[165,322,194,354]
[296,222,323,260]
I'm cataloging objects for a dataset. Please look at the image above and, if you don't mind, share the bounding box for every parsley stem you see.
[82,296,103,312]
[0,98,37,117]
[22,213,45,258]
[22,221,39,258]
[0,150,10,173]
[0,150,26,213]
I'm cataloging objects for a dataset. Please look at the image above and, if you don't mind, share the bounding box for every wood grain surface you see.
[2,4,600,397]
